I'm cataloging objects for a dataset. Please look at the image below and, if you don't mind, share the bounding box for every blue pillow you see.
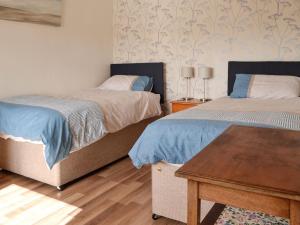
[230,74,252,98]
[132,76,153,92]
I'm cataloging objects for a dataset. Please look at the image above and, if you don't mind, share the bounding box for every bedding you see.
[98,75,153,92]
[0,101,74,169]
[129,97,300,168]
[72,89,161,132]
[98,75,138,91]
[231,74,300,99]
[132,76,153,91]
[0,89,161,169]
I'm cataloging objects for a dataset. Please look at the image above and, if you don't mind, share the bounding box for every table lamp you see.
[198,66,213,102]
[181,66,194,101]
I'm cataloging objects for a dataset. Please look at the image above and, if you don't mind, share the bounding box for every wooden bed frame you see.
[0,62,164,190]
[151,61,300,223]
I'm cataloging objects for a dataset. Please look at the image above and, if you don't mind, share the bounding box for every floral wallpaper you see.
[113,0,300,103]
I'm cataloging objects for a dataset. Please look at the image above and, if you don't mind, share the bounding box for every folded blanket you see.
[0,96,106,169]
[0,102,72,169]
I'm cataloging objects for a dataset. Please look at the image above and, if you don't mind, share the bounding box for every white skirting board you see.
[152,162,214,223]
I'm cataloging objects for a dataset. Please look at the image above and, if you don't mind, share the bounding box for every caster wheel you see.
[56,186,64,191]
[152,214,160,220]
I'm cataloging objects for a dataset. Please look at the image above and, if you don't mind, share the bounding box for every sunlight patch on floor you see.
[0,184,82,225]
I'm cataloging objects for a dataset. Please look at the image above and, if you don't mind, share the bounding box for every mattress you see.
[191,97,300,113]
[0,89,161,168]
[129,97,300,168]
[71,89,162,133]
[1,89,161,145]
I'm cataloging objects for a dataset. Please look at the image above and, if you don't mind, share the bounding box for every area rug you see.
[215,206,289,225]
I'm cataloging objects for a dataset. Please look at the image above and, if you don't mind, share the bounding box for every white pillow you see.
[248,75,300,99]
[98,75,138,91]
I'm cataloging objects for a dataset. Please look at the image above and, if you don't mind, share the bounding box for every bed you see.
[128,61,300,223]
[0,62,164,190]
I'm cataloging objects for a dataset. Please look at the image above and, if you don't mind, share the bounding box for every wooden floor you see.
[0,158,187,225]
[0,158,224,225]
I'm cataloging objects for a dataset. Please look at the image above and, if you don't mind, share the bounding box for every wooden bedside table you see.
[171,99,208,113]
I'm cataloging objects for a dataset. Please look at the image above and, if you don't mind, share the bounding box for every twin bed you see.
[128,61,300,223]
[0,62,164,189]
[0,61,299,223]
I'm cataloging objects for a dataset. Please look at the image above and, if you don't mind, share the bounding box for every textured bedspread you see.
[129,98,300,168]
[0,96,105,169]
[0,89,161,169]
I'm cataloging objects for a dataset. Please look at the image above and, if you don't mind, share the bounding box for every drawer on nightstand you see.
[171,99,202,113]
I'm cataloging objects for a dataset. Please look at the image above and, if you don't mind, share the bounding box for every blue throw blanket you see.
[0,95,106,169]
[129,108,300,168]
[0,102,72,169]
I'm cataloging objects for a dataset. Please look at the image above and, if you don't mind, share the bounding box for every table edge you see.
[175,171,300,201]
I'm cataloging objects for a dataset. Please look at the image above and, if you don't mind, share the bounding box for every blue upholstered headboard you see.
[110,62,165,103]
[228,61,300,96]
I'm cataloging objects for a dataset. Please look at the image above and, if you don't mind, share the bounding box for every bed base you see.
[152,162,215,223]
[0,117,158,188]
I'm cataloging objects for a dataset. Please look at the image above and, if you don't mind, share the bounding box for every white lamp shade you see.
[198,67,213,79]
[181,66,194,78]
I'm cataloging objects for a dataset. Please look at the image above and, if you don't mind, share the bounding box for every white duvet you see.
[72,89,161,133]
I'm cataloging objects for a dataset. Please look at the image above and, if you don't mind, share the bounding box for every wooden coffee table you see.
[176,125,300,225]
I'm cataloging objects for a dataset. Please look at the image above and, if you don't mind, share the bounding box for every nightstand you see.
[171,99,209,113]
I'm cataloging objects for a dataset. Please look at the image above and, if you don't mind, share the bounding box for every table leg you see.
[188,180,200,225]
[291,200,300,225]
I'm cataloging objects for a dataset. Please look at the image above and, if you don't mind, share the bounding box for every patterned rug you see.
[215,206,289,225]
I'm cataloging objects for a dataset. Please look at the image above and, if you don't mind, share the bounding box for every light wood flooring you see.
[0,158,223,225]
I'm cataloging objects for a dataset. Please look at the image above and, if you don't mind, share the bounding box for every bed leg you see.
[152,214,160,220]
[56,186,64,191]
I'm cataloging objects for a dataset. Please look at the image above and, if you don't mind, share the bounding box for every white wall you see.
[0,0,113,98]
